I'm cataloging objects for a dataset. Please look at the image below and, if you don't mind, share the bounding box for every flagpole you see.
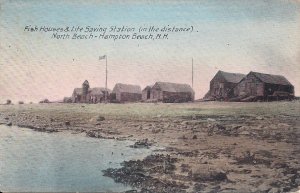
[105,55,107,103]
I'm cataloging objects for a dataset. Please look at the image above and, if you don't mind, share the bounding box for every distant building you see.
[142,85,153,101]
[111,83,142,102]
[149,82,194,103]
[72,88,84,103]
[233,71,294,101]
[71,80,111,103]
[90,87,111,103]
[206,70,246,100]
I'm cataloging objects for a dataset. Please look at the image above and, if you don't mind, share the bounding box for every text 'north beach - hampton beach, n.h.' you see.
[23,25,195,41]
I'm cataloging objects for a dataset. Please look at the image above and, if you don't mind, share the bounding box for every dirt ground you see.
[0,101,299,193]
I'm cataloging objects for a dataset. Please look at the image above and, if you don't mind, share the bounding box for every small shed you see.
[142,85,153,101]
[151,82,194,103]
[71,81,111,103]
[72,88,84,103]
[90,87,111,103]
[233,71,294,101]
[206,70,246,100]
[111,83,142,102]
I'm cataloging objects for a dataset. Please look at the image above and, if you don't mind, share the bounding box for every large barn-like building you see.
[111,83,142,103]
[71,80,111,103]
[144,82,194,103]
[205,70,246,100]
[233,71,294,101]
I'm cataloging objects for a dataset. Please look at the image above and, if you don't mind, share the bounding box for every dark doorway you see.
[147,90,150,99]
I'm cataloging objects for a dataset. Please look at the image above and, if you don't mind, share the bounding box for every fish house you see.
[90,87,111,103]
[150,82,195,103]
[72,88,84,103]
[233,71,294,101]
[142,85,153,101]
[71,80,111,103]
[111,83,142,102]
[207,70,246,100]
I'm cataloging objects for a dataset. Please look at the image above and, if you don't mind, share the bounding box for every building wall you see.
[264,83,294,96]
[90,95,103,103]
[210,73,225,97]
[150,87,194,103]
[142,88,151,101]
[151,89,163,101]
[119,92,141,102]
[162,91,194,103]
[234,73,265,97]
[234,74,263,97]
[209,75,237,99]
[72,93,81,103]
[116,92,121,102]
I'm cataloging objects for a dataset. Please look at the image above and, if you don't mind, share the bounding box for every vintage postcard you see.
[0,0,299,192]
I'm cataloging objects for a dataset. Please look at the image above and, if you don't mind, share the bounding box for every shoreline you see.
[0,102,299,193]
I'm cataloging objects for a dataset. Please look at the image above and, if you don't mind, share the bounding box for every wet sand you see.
[0,101,299,193]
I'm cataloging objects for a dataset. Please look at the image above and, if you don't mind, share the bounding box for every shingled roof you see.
[73,87,111,96]
[250,71,292,86]
[73,88,83,95]
[218,71,246,83]
[142,85,154,91]
[153,82,194,93]
[112,83,142,94]
[90,87,111,95]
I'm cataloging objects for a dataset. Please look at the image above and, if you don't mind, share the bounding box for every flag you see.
[99,55,106,60]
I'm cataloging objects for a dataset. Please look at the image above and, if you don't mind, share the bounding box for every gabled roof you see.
[250,71,292,86]
[153,82,194,93]
[90,87,111,95]
[112,83,142,94]
[217,71,246,83]
[73,87,111,96]
[73,88,83,95]
[82,80,89,86]
[142,85,153,91]
[90,88,104,96]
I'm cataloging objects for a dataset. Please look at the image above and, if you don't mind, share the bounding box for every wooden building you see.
[90,88,111,103]
[233,71,294,101]
[111,83,142,103]
[206,70,246,100]
[150,82,194,103]
[72,88,85,103]
[71,80,111,103]
[142,85,153,101]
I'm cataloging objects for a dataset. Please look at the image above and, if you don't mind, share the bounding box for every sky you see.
[0,0,299,103]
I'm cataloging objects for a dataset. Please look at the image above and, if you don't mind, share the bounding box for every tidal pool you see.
[0,125,152,192]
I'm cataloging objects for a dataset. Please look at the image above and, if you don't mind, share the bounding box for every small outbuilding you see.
[206,70,246,100]
[71,80,111,103]
[72,88,84,103]
[90,87,111,103]
[111,83,142,103]
[233,71,294,101]
[142,85,153,101]
[150,82,194,103]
